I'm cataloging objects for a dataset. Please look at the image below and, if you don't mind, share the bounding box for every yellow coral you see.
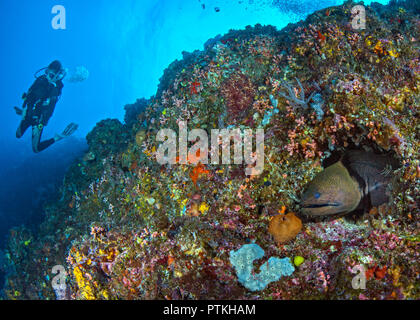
[388,49,399,58]
[184,242,205,256]
[391,266,401,287]
[199,202,210,214]
[295,46,306,56]
[101,290,110,300]
[374,41,383,55]
[73,267,96,300]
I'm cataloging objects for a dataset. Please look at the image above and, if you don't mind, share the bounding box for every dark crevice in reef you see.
[322,143,401,169]
[309,144,403,223]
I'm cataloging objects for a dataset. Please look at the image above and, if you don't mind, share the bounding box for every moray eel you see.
[300,150,399,216]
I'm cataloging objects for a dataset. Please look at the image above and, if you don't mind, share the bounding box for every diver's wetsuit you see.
[16,75,63,153]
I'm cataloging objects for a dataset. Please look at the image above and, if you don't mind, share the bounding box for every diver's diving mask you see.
[46,67,67,83]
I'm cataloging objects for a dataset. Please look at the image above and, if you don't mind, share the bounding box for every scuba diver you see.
[14,60,79,153]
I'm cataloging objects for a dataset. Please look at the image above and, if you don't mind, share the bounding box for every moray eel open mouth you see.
[299,160,362,216]
[300,150,399,217]
[302,203,341,209]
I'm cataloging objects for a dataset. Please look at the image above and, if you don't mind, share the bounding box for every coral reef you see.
[124,98,149,127]
[2,1,419,300]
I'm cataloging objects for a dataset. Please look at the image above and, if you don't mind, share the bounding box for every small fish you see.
[300,150,399,216]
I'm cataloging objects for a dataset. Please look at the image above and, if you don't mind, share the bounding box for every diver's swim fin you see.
[14,106,23,115]
[63,123,79,136]
[54,123,79,142]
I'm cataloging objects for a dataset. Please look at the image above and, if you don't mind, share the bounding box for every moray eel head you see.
[300,161,362,216]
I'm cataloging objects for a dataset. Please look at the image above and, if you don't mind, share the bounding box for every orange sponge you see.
[268,212,302,244]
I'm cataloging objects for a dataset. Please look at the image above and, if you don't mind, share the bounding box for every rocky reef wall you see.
[2,1,419,300]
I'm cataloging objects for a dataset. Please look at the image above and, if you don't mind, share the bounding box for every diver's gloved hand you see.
[14,106,23,115]
[14,106,28,119]
[54,123,79,142]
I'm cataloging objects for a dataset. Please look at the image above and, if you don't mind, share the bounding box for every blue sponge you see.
[229,243,295,292]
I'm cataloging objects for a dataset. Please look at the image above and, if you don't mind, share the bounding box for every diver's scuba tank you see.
[33,67,48,79]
